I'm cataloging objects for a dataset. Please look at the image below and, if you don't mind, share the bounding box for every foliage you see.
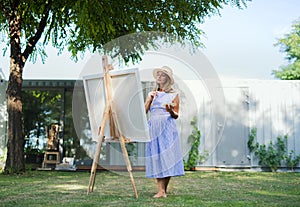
[0,0,250,63]
[126,142,136,157]
[286,150,300,171]
[184,116,208,170]
[247,128,300,172]
[23,90,62,139]
[24,146,44,155]
[273,18,300,80]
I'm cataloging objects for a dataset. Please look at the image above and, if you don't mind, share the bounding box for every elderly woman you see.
[144,66,184,198]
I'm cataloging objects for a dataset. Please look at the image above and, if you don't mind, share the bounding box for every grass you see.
[0,170,300,207]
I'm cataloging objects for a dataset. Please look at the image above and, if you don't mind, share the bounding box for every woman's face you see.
[156,71,169,87]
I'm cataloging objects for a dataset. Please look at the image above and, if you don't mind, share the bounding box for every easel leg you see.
[87,136,103,194]
[119,135,139,198]
[87,134,105,194]
[87,107,109,195]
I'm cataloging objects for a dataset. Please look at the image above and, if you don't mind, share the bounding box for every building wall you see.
[1,79,299,170]
[248,80,300,167]
[202,79,300,169]
[99,79,300,169]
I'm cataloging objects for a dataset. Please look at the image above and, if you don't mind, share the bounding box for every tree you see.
[273,18,300,80]
[0,0,250,174]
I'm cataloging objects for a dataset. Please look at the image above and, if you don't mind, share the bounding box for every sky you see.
[200,0,300,79]
[0,0,300,80]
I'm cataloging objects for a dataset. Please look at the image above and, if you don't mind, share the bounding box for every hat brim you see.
[153,68,174,85]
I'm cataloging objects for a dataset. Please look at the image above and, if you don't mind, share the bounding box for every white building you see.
[0,77,299,171]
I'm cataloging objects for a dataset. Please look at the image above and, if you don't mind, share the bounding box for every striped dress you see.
[145,91,185,178]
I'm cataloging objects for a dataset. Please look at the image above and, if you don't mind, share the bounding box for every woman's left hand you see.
[165,103,175,112]
[165,103,178,119]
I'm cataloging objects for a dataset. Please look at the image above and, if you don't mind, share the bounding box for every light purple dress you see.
[146,91,185,178]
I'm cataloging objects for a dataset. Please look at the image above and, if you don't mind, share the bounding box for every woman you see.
[144,66,185,198]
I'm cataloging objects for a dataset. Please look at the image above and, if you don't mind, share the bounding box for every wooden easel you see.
[87,56,138,198]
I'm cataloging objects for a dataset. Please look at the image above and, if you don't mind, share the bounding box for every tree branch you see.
[22,0,52,63]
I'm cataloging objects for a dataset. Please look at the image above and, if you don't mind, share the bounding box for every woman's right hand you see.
[145,91,156,113]
[147,91,156,101]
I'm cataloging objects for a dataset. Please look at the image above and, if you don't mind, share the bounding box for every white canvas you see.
[83,68,150,142]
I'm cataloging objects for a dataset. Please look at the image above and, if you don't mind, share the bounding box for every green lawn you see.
[0,170,299,207]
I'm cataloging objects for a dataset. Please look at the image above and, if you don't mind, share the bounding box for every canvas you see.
[83,68,150,142]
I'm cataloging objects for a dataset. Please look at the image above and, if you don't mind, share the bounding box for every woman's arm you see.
[145,91,156,113]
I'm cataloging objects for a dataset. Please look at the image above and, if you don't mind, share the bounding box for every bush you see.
[247,128,300,172]
[286,150,300,171]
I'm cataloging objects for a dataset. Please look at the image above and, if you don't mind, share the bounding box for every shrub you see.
[286,150,300,171]
[248,128,300,172]
[184,116,208,170]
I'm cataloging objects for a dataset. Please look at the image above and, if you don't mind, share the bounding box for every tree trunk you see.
[2,2,51,173]
[4,12,25,174]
